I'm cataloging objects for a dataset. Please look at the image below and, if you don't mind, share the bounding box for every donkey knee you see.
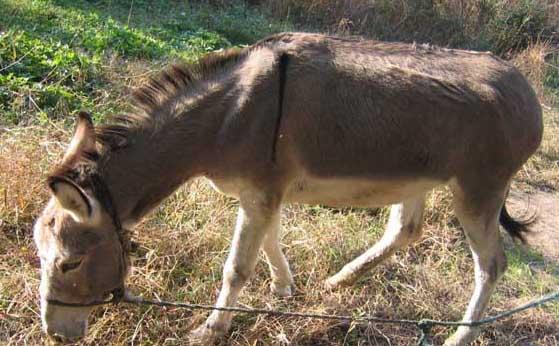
[489,252,507,281]
[396,222,423,246]
[406,222,423,241]
[223,265,251,287]
[476,244,507,279]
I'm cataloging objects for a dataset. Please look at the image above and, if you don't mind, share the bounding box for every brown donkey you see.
[33,33,542,345]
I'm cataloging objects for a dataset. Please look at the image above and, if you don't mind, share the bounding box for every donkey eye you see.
[60,260,82,273]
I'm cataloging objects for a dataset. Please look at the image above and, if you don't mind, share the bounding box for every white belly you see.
[206,176,445,208]
[284,177,444,207]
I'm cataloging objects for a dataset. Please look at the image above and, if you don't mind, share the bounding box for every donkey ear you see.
[48,176,92,222]
[62,111,96,163]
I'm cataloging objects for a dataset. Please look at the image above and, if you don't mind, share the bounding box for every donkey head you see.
[33,112,129,341]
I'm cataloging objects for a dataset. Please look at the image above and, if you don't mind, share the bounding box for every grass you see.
[1,0,559,345]
[0,0,288,125]
[259,0,558,54]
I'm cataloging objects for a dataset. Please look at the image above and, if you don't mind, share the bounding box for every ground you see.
[1,1,558,345]
[1,113,558,346]
[510,190,559,261]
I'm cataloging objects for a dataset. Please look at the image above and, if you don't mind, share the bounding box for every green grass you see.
[1,1,558,345]
[0,0,289,125]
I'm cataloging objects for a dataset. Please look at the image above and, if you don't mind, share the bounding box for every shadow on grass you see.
[48,0,287,48]
[2,0,231,60]
[1,0,288,124]
[506,242,559,277]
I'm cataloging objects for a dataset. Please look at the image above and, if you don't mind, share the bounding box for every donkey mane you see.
[50,35,292,209]
[49,45,262,205]
[95,46,254,153]
[79,32,474,158]
[45,49,258,252]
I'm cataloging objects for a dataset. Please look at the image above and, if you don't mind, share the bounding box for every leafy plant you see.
[487,0,550,56]
[0,0,288,125]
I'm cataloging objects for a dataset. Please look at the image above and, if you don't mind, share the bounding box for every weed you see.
[257,0,557,53]
[1,1,558,345]
[0,0,288,125]
[486,0,550,56]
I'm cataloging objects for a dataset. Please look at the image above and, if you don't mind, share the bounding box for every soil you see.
[508,190,559,261]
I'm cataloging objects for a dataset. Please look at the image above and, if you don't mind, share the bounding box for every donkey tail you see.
[499,198,536,243]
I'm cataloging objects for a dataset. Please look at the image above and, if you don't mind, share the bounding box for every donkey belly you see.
[207,175,444,207]
[284,176,445,207]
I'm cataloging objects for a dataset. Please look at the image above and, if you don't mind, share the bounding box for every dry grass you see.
[1,110,559,345]
[510,43,559,196]
[513,41,558,105]
[1,2,559,342]
[258,0,558,53]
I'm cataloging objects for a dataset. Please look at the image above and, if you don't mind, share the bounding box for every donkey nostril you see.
[49,333,66,343]
[50,333,82,344]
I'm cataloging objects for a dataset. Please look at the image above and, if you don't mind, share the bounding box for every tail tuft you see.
[499,204,536,243]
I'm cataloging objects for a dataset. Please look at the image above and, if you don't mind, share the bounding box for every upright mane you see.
[95,45,255,153]
[50,33,295,193]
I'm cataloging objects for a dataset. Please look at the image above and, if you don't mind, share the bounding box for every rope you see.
[48,289,559,345]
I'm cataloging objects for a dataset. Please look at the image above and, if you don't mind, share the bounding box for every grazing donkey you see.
[33,33,542,345]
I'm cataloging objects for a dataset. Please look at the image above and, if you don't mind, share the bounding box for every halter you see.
[47,173,130,308]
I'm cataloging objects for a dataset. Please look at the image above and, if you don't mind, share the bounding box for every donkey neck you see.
[98,81,236,224]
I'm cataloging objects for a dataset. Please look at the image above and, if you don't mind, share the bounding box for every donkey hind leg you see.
[262,213,294,297]
[189,192,280,344]
[444,187,508,346]
[325,194,425,289]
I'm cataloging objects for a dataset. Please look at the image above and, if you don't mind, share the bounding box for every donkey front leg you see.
[190,191,281,344]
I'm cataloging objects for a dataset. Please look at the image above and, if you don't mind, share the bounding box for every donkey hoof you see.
[189,323,225,345]
[324,277,340,290]
[443,336,466,346]
[443,326,479,346]
[270,282,293,297]
[324,273,353,290]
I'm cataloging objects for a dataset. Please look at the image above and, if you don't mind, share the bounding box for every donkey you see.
[33,32,542,345]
